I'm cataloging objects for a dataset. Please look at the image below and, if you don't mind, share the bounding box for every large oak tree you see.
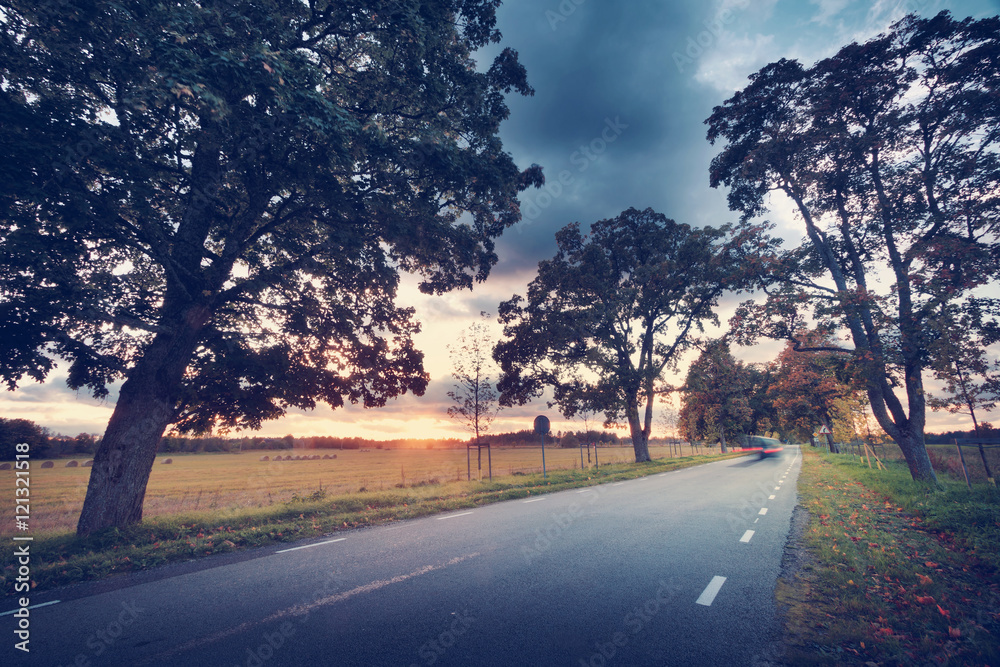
[0,0,542,534]
[494,207,769,462]
[707,12,1000,482]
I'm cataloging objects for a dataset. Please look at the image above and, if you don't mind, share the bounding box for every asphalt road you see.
[5,447,801,666]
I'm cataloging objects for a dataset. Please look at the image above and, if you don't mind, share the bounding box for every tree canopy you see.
[678,340,753,451]
[494,207,769,462]
[0,0,542,533]
[767,331,856,449]
[706,11,1000,482]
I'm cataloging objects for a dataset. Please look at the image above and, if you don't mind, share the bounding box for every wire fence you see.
[830,439,999,488]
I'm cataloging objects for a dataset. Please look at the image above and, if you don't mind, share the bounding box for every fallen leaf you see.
[917,573,933,585]
[948,627,961,639]
[915,595,935,604]
[925,561,939,568]
[937,604,951,618]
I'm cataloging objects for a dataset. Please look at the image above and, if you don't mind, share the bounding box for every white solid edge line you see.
[740,530,755,543]
[437,511,475,520]
[759,508,768,515]
[523,497,547,503]
[696,576,727,606]
[276,537,346,554]
[0,600,62,617]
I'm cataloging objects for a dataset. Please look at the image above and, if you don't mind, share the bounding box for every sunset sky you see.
[4,0,1000,441]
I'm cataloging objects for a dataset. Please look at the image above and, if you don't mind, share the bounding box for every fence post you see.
[975,442,995,488]
[954,440,972,490]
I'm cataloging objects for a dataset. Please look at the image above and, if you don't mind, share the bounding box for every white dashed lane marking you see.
[437,511,474,520]
[523,497,546,503]
[759,508,768,515]
[740,530,755,543]
[276,538,346,554]
[0,600,61,616]
[696,576,727,606]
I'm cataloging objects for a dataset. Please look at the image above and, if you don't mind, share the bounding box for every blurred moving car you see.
[739,435,784,459]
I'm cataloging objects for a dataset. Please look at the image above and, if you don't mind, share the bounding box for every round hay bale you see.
[273,455,283,461]
[41,460,55,468]
[162,458,173,464]
[259,455,270,461]
[332,454,337,459]
[65,460,79,468]
[0,462,11,470]
[312,455,320,460]
[83,460,94,467]
[322,454,331,459]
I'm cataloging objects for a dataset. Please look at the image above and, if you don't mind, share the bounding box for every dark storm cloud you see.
[489,1,738,279]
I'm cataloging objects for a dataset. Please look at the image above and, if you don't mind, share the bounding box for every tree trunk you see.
[820,414,836,453]
[77,303,209,535]
[895,422,937,484]
[969,408,995,485]
[76,377,174,533]
[719,431,728,454]
[626,402,652,462]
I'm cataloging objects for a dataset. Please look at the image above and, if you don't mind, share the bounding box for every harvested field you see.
[0,444,702,537]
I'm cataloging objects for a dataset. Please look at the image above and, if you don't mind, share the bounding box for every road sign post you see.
[534,415,550,479]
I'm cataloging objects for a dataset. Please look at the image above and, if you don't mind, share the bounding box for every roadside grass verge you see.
[780,447,1000,666]
[0,451,747,597]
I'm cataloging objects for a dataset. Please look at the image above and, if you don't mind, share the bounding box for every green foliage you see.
[495,207,772,461]
[0,0,542,430]
[768,331,856,444]
[0,417,49,460]
[707,11,1000,481]
[0,0,542,532]
[679,340,753,448]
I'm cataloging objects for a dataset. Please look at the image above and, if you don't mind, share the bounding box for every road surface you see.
[4,447,801,666]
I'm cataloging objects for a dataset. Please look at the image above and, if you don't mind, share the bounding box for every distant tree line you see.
[0,418,100,460]
[1,418,634,459]
[925,427,1000,445]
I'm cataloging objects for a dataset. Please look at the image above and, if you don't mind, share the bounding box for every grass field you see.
[0,444,698,538]
[780,446,1000,665]
[838,441,999,486]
